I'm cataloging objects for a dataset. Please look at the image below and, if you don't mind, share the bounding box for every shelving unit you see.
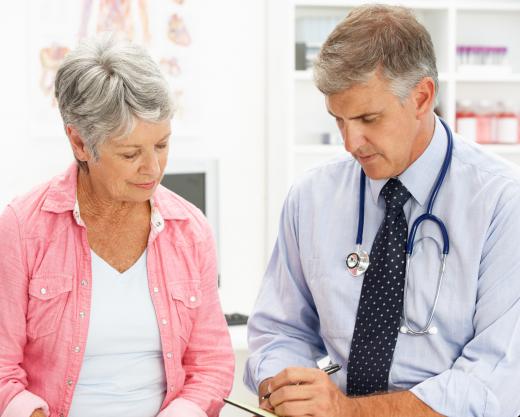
[266,0,520,247]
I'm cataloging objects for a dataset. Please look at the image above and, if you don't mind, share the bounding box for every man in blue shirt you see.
[244,4,520,417]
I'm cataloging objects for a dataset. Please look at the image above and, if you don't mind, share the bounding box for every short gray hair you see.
[54,34,173,167]
[314,4,438,101]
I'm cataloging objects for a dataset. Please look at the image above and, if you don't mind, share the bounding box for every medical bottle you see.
[456,100,477,142]
[476,99,496,144]
[496,101,519,144]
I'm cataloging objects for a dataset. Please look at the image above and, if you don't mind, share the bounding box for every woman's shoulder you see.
[2,166,77,235]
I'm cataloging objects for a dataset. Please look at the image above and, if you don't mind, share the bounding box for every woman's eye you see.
[122,153,138,160]
[156,143,168,150]
[362,117,376,123]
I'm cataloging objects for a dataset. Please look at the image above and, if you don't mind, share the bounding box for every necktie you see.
[346,178,411,396]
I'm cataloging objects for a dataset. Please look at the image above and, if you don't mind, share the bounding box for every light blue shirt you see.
[245,116,520,417]
[68,250,166,417]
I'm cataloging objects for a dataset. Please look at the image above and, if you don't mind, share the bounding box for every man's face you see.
[325,73,424,179]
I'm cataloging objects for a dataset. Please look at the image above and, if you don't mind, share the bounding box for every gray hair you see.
[54,34,173,168]
[314,4,438,101]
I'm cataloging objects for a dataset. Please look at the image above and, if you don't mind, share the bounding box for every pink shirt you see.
[0,164,234,417]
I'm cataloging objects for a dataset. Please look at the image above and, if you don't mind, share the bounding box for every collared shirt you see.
[245,116,520,417]
[0,164,234,417]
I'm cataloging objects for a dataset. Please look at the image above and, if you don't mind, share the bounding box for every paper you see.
[223,398,278,417]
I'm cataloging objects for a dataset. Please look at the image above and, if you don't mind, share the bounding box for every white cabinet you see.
[266,0,520,248]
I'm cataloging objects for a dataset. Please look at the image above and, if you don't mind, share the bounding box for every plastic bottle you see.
[496,101,519,144]
[456,100,478,142]
[476,100,497,144]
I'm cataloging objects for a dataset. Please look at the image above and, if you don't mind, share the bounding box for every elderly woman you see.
[0,35,234,417]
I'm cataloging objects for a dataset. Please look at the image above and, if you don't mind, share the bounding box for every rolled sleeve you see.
[0,390,49,417]
[411,369,499,417]
[244,188,326,393]
[157,397,207,417]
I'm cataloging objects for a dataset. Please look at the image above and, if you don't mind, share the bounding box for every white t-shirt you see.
[68,250,166,417]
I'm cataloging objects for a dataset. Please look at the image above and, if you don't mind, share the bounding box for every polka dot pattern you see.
[346,178,411,396]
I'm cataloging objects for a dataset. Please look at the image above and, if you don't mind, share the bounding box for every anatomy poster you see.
[27,0,201,139]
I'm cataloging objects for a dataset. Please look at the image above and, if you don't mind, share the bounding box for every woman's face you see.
[85,119,171,203]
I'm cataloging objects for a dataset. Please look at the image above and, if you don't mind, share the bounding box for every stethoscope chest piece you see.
[346,246,370,277]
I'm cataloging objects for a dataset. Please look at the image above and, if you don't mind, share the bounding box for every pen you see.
[261,364,342,401]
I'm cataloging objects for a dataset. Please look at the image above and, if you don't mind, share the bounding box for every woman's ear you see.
[65,125,90,162]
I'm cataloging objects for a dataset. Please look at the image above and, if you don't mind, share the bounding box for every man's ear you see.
[413,77,436,119]
[65,125,91,162]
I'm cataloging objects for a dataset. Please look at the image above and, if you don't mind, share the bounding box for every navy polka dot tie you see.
[346,178,411,396]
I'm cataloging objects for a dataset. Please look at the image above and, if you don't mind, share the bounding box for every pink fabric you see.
[1,390,49,417]
[0,164,234,417]
[157,397,208,417]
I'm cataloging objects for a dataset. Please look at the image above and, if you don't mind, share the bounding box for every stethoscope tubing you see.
[355,117,453,256]
[349,117,454,336]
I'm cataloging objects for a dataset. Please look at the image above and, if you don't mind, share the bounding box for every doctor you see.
[245,4,520,417]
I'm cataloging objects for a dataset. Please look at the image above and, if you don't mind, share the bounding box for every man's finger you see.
[268,367,321,393]
[268,383,316,407]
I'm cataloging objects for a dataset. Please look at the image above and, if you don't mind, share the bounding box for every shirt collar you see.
[42,163,188,221]
[368,115,447,207]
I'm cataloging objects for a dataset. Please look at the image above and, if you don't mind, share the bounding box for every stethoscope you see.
[346,117,453,336]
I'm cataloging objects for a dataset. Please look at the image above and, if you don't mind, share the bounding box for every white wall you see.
[0,1,267,315]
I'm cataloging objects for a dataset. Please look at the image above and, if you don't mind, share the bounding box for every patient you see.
[0,34,234,417]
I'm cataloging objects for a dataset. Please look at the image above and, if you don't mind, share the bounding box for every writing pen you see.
[261,364,342,401]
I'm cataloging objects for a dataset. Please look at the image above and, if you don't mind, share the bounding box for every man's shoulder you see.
[452,135,520,190]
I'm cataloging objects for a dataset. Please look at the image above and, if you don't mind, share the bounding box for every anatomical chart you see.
[28,0,200,139]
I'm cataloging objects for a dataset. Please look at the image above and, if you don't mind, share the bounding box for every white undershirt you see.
[68,250,166,417]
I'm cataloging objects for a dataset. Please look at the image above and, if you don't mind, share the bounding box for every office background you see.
[1,1,520,415]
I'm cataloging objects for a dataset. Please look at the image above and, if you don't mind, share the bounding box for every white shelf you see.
[455,73,520,83]
[292,0,452,10]
[456,3,520,12]
[295,70,450,81]
[479,144,520,154]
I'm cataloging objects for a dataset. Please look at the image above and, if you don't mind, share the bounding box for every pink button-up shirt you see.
[0,164,234,417]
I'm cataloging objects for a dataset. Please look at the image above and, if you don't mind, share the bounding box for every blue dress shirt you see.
[244,116,520,417]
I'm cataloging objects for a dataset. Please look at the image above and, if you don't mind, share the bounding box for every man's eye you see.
[156,143,168,150]
[362,117,376,123]
[122,153,138,159]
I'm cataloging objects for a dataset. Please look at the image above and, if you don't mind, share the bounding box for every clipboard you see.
[223,398,278,417]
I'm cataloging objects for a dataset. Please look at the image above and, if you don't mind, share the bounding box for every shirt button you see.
[170,386,175,392]
[189,296,197,303]
[40,288,47,295]
[81,279,88,287]
[67,379,73,386]
[161,319,168,325]
[74,346,81,353]
[166,352,173,359]
[79,311,85,319]
[153,287,159,293]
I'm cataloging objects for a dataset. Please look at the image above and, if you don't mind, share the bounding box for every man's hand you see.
[30,409,47,417]
[262,367,358,417]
